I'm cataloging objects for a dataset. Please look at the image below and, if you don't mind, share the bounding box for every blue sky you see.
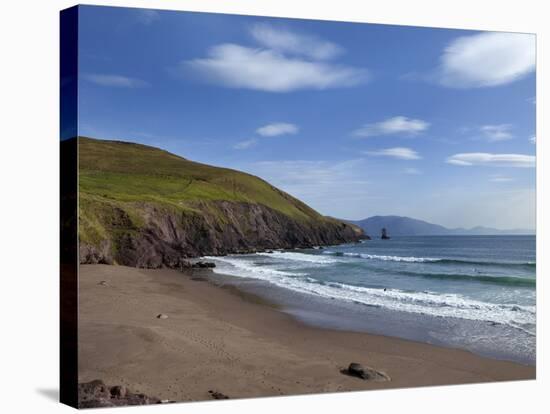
[77,5,536,230]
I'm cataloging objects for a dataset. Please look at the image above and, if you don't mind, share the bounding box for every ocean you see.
[204,235,536,365]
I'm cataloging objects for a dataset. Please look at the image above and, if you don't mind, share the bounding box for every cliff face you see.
[80,200,363,268]
[77,138,364,268]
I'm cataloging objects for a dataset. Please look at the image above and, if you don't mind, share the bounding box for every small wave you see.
[256,251,339,264]
[203,256,306,278]
[437,258,536,268]
[322,251,535,267]
[323,251,439,262]
[305,280,536,331]
[395,271,536,287]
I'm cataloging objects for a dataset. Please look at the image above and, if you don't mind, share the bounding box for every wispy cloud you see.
[250,23,343,60]
[82,73,149,88]
[233,122,298,150]
[185,44,366,92]
[489,174,514,183]
[364,147,421,160]
[480,124,514,142]
[436,32,535,88]
[404,167,422,175]
[233,139,257,150]
[135,9,160,25]
[353,116,429,138]
[256,122,298,137]
[529,136,536,144]
[446,153,535,168]
[184,24,367,92]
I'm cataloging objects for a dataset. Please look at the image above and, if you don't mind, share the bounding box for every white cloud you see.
[233,139,257,150]
[480,124,514,142]
[234,123,298,150]
[136,9,160,25]
[185,44,367,92]
[438,32,535,88]
[446,153,535,168]
[256,122,298,137]
[353,116,430,138]
[489,174,514,183]
[365,147,421,160]
[250,23,343,60]
[530,136,536,144]
[82,73,149,88]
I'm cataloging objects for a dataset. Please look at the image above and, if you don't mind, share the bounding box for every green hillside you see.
[77,137,363,267]
[79,138,322,215]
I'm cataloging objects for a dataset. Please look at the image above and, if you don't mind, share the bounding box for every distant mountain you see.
[348,215,534,237]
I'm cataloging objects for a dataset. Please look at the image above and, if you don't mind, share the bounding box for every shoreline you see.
[78,264,535,403]
[205,261,536,366]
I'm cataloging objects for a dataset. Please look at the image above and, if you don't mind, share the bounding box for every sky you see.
[76,5,536,230]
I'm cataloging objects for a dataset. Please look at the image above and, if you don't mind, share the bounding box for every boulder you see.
[208,390,229,400]
[156,314,168,319]
[192,261,216,268]
[78,380,161,408]
[348,363,370,379]
[110,385,127,398]
[343,363,390,382]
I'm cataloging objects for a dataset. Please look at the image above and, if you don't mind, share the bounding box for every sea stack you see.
[381,227,390,240]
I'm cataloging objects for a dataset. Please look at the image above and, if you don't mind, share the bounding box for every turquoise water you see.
[205,236,536,364]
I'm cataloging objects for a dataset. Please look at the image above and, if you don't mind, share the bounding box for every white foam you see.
[257,251,340,264]
[204,255,535,334]
[204,255,306,278]
[324,251,439,263]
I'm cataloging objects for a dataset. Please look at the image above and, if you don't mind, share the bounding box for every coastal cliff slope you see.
[76,137,364,267]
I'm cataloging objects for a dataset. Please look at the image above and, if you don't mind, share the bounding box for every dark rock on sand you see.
[342,363,390,382]
[192,261,216,268]
[208,390,229,400]
[110,385,127,398]
[157,314,168,319]
[348,362,369,379]
[78,380,161,408]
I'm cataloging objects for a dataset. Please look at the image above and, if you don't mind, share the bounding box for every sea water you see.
[204,236,536,365]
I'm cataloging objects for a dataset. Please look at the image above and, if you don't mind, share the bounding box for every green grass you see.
[78,137,335,246]
[78,137,323,220]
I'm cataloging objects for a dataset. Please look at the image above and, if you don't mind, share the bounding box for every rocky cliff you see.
[76,138,364,268]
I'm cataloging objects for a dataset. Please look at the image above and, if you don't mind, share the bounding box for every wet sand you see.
[78,264,535,402]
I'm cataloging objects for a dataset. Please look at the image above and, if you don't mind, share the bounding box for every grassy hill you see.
[77,137,363,267]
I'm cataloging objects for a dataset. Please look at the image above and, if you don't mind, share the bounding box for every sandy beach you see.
[78,264,535,403]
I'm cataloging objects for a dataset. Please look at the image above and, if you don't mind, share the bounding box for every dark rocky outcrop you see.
[341,363,390,382]
[78,380,161,408]
[192,261,216,268]
[208,390,230,400]
[80,201,364,268]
